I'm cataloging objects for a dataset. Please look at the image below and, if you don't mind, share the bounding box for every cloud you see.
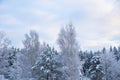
[31,10,58,23]
[0,14,22,25]
[0,3,8,10]
[0,0,120,50]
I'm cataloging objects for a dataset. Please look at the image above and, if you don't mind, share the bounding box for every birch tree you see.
[21,30,40,78]
[57,23,81,80]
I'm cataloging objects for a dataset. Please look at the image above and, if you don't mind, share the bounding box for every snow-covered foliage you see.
[57,24,82,80]
[100,49,120,80]
[83,56,104,80]
[32,43,63,80]
[0,32,11,77]
[20,30,40,78]
[89,56,104,80]
[0,47,19,80]
[0,31,18,80]
[0,27,120,80]
[83,47,120,80]
[0,75,8,80]
[110,60,120,80]
[0,31,11,49]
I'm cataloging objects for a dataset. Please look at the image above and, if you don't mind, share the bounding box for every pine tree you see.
[89,56,104,80]
[82,51,93,77]
[32,44,62,80]
[113,47,119,61]
[7,47,19,80]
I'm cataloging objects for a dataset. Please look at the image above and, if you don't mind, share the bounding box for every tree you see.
[110,60,120,80]
[0,31,11,78]
[82,51,93,77]
[7,47,19,80]
[57,23,81,80]
[89,56,104,80]
[0,31,20,80]
[21,30,40,78]
[113,47,119,61]
[0,31,11,49]
[32,43,62,80]
[100,51,116,80]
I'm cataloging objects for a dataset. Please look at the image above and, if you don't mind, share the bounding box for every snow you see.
[82,76,90,80]
[0,75,8,80]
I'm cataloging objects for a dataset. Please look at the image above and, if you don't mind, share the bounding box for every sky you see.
[0,0,120,51]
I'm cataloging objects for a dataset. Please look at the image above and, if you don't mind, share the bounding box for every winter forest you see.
[1,0,120,80]
[0,24,120,80]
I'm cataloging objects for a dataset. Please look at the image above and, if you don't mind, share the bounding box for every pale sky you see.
[0,0,120,51]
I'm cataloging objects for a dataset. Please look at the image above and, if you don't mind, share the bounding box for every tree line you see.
[0,23,120,80]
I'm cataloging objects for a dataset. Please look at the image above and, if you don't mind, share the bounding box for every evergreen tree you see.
[82,51,93,77]
[7,47,19,80]
[113,47,119,61]
[89,56,104,80]
[32,44,62,80]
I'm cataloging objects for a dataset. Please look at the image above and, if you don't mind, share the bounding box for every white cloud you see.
[83,0,115,15]
[0,4,8,10]
[32,10,58,22]
[1,0,120,50]
[0,14,22,25]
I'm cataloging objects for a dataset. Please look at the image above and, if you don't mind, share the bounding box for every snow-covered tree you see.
[83,55,104,80]
[100,49,120,80]
[113,47,119,61]
[23,30,40,67]
[89,56,104,80]
[32,43,62,80]
[0,31,11,78]
[57,23,81,80]
[82,51,93,76]
[0,47,19,80]
[0,31,11,49]
[21,30,41,78]
[7,47,19,80]
[110,60,120,80]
